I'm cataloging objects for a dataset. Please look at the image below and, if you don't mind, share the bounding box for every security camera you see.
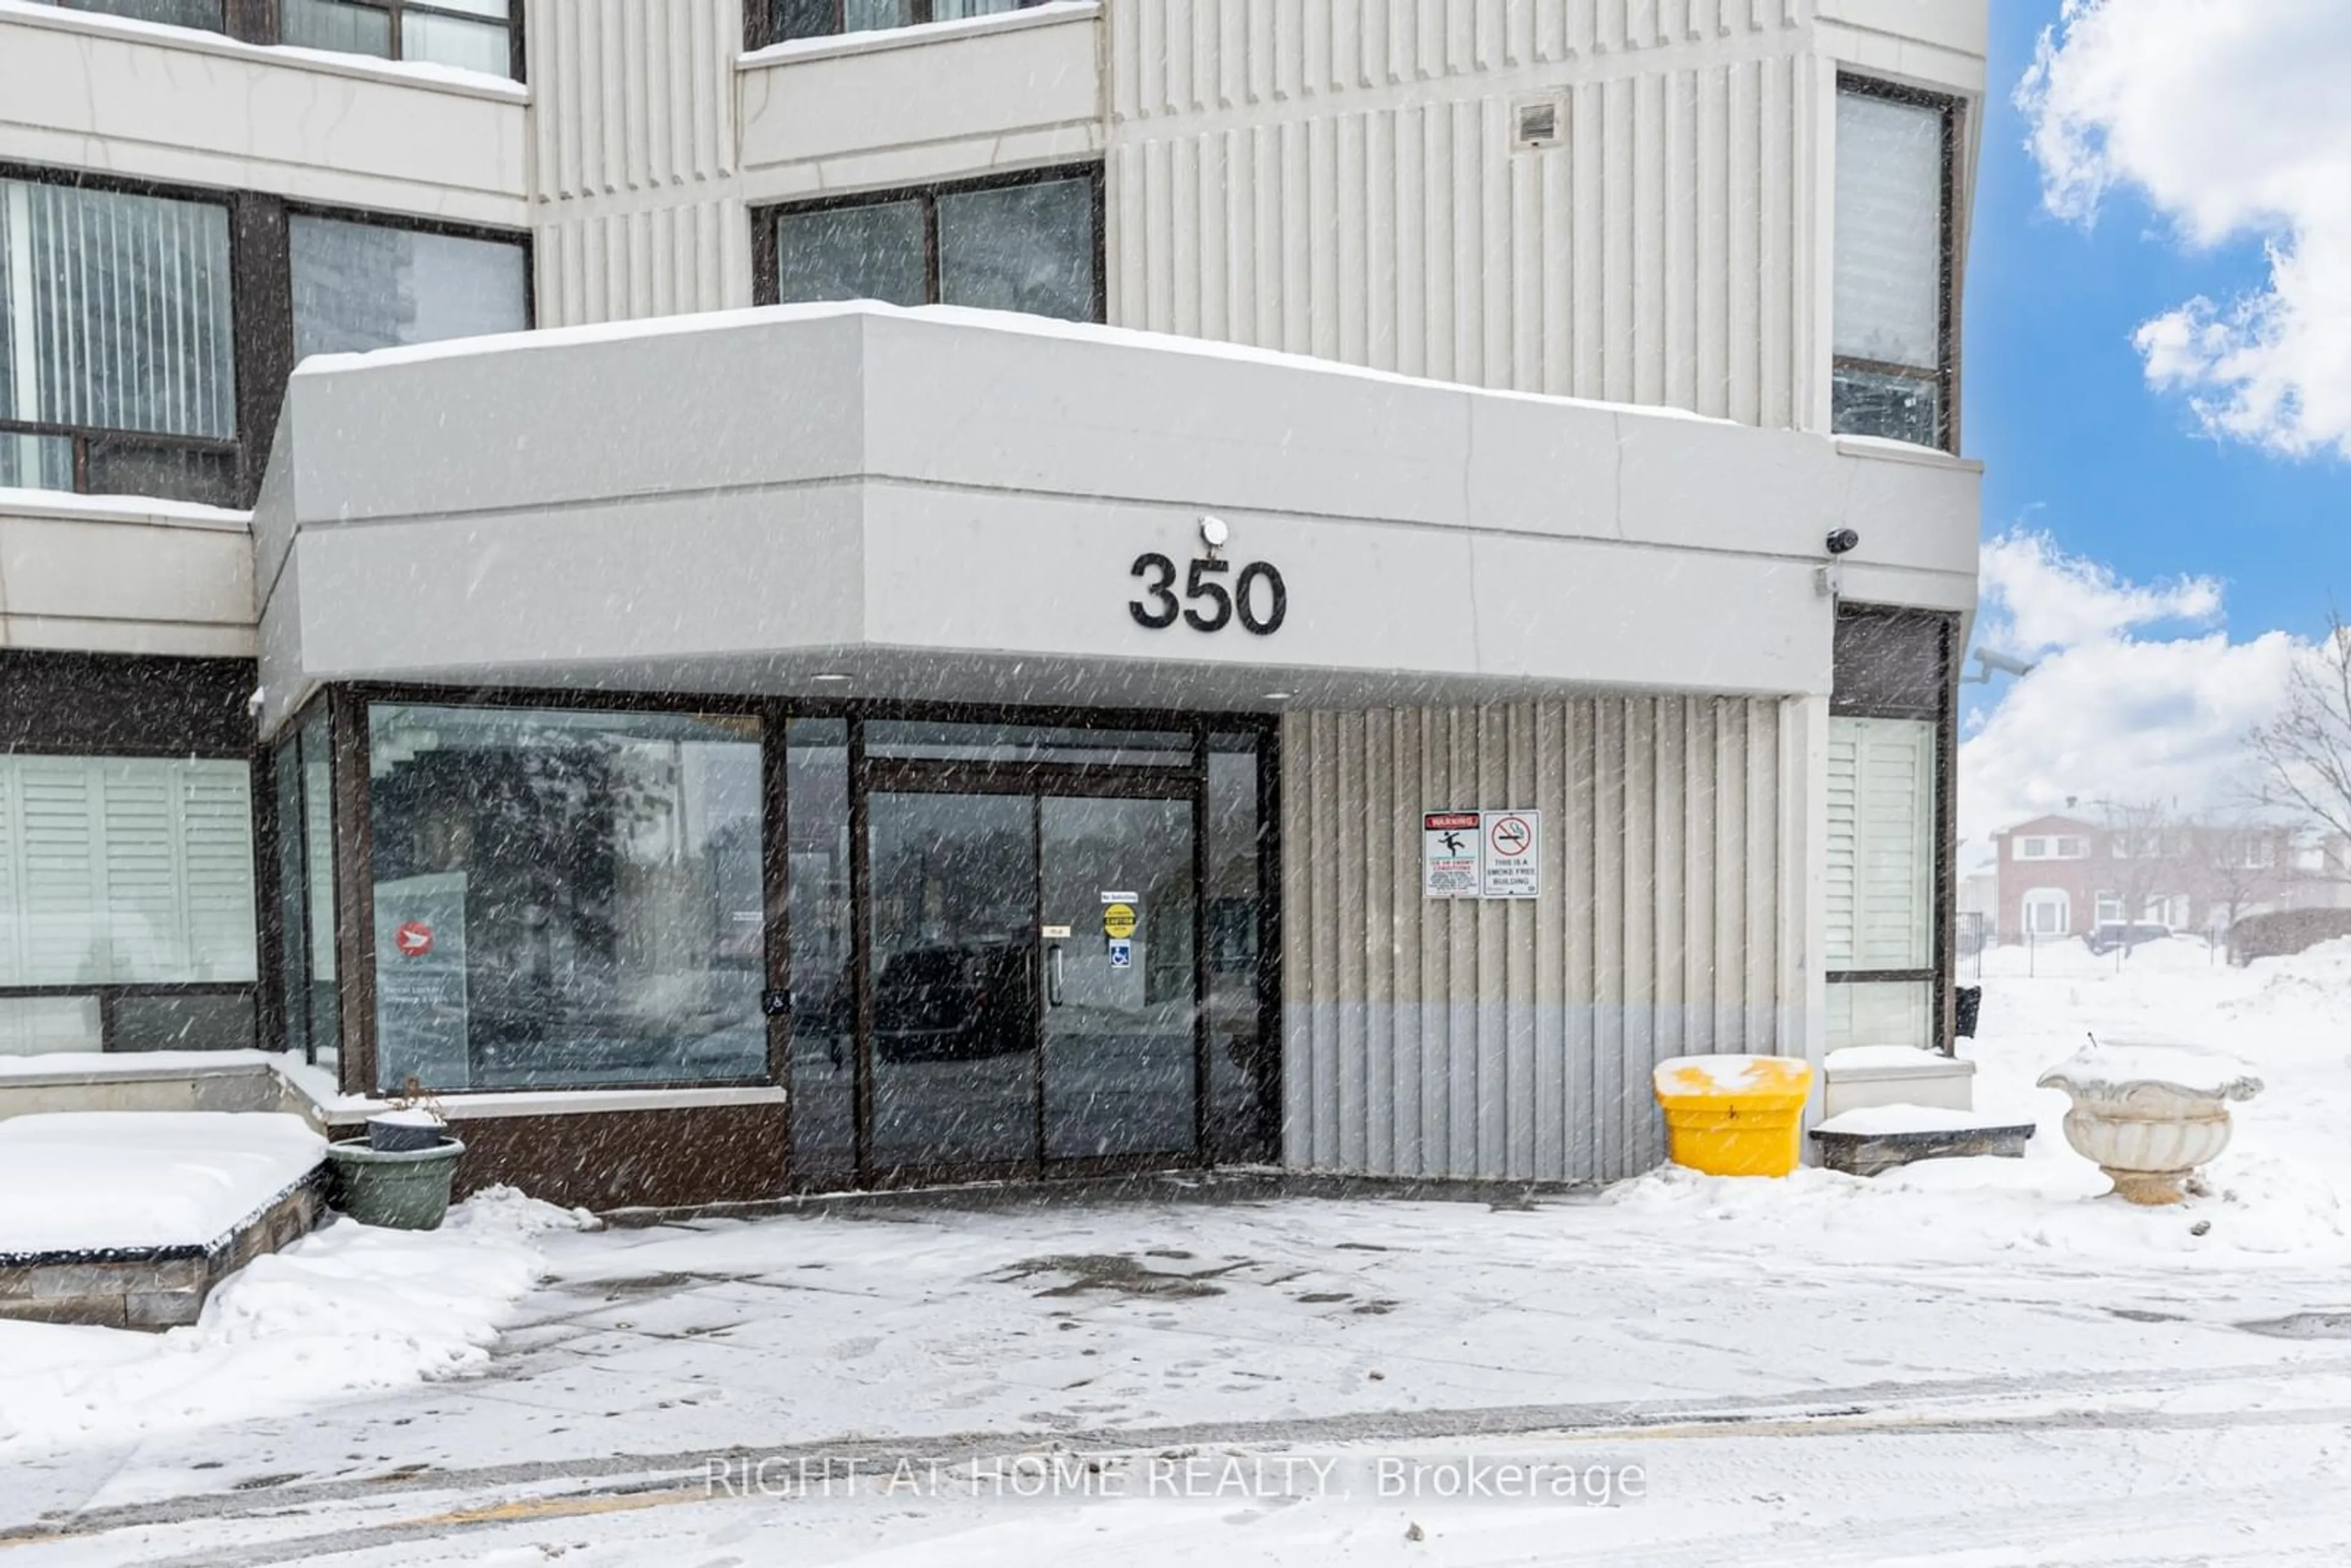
[1976,648,2038,678]
[1824,528,1861,556]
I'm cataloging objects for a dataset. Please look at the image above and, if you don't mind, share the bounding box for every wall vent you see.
[1513,97,1564,150]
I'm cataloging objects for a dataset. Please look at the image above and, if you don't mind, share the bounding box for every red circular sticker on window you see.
[394,921,435,958]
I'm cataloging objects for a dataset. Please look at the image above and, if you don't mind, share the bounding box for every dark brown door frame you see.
[852,748,1209,1188]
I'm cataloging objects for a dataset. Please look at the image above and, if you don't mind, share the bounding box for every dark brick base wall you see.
[445,1103,790,1210]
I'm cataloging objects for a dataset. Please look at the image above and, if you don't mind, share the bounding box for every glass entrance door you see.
[1040,796,1198,1160]
[866,792,1038,1172]
[861,786,1199,1179]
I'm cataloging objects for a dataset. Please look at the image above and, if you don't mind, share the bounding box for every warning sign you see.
[1422,811,1482,898]
[1482,809,1541,899]
[1103,902,1138,939]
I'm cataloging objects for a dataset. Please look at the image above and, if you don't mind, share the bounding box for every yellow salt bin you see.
[1650,1054,1814,1177]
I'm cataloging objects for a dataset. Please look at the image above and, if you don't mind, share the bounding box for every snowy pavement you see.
[7,938,2351,1562]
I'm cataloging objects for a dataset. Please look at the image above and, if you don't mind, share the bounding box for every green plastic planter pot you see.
[326,1136,466,1230]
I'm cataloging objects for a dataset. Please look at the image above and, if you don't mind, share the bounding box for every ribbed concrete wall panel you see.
[1108,0,1813,423]
[525,0,747,323]
[1282,697,1788,1182]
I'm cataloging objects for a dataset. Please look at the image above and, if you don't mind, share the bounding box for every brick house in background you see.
[1991,816,2308,943]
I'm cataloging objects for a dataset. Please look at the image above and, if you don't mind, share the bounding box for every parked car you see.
[2085,921,2172,956]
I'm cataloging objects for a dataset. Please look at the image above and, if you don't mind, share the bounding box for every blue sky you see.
[1964,2,2345,648]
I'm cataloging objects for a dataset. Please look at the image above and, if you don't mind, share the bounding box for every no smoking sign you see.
[1481,810,1540,899]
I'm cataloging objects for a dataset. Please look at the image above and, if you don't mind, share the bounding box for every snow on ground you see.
[0,1113,323,1256]
[0,1188,587,1458]
[6,938,2351,1563]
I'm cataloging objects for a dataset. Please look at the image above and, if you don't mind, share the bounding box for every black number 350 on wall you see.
[1130,553,1287,635]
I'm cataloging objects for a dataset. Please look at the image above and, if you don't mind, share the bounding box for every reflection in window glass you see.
[775,201,926,308]
[273,707,342,1070]
[26,0,222,31]
[787,719,855,1184]
[280,0,391,56]
[1207,733,1275,1162]
[291,216,529,362]
[937,176,1095,321]
[402,9,509,74]
[367,704,765,1093]
[0,756,257,987]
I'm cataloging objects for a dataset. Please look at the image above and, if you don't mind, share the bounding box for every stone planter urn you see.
[2036,1042,2263,1205]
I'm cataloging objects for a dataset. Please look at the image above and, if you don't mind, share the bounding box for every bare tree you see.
[2096,798,2183,949]
[2188,816,2286,942]
[2251,612,2351,841]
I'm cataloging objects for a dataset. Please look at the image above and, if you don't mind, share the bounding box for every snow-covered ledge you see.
[0,486,256,657]
[2038,1043,2263,1206]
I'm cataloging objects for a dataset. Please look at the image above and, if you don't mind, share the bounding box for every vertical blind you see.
[0,756,257,987]
[1832,91,1944,372]
[0,179,238,443]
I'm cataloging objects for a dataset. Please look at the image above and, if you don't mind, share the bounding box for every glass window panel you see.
[1832,364,1941,448]
[413,0,507,17]
[82,437,240,507]
[774,201,927,308]
[864,721,1190,767]
[867,791,1037,1168]
[937,176,1096,321]
[303,708,340,1071]
[36,0,223,31]
[1834,89,1944,370]
[0,756,257,987]
[291,216,529,362]
[769,0,838,40]
[0,995,103,1057]
[0,434,74,493]
[401,12,511,76]
[367,703,766,1093]
[787,719,854,1184]
[1,179,236,441]
[1206,733,1275,1163]
[273,733,311,1065]
[1824,981,1932,1052]
[280,0,392,57]
[111,991,256,1052]
[844,0,915,31]
[934,0,1028,18]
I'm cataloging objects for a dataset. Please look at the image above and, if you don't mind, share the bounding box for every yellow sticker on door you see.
[1102,902,1138,939]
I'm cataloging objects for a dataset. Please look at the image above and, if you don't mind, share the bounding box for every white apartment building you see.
[0,0,1985,1206]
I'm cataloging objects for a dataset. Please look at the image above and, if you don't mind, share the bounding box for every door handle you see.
[1047,943,1065,1007]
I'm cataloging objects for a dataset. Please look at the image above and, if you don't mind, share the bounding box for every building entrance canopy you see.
[250,302,1977,737]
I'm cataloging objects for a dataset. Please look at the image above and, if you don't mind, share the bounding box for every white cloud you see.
[2017,0,2351,458]
[1959,532,2298,847]
[1976,528,2221,659]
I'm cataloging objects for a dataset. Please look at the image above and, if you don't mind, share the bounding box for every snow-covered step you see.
[0,1112,328,1330]
[1823,1044,1977,1118]
[1809,1104,2036,1178]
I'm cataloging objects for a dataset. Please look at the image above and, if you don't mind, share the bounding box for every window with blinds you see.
[1825,716,1933,1049]
[0,756,258,987]
[0,178,240,504]
[1832,81,1955,450]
